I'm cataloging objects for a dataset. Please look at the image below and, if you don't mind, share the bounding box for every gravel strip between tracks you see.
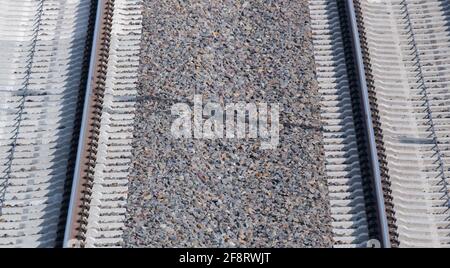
[123,0,333,247]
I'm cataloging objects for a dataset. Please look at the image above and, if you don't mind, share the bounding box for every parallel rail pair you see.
[312,0,450,248]
[64,0,395,247]
[2,0,448,248]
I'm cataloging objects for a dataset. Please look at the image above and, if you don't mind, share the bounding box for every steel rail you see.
[345,0,391,248]
[63,0,105,248]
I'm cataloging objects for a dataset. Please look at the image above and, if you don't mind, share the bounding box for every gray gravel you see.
[123,0,333,247]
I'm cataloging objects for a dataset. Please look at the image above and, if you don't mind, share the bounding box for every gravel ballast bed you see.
[123,0,333,247]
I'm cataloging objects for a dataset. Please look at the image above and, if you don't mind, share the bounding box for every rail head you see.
[62,0,391,248]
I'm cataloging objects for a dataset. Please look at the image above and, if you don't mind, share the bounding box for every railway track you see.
[358,0,450,247]
[310,0,391,248]
[311,0,450,247]
[0,0,94,247]
[63,0,142,247]
[0,0,449,248]
[0,0,141,248]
